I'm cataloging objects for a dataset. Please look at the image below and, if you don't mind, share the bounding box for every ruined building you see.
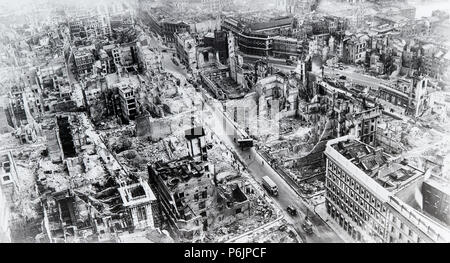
[39,113,161,242]
[255,72,299,120]
[313,80,381,146]
[148,127,213,242]
[118,84,137,121]
[422,173,450,226]
[0,151,19,205]
[0,183,11,242]
[56,115,77,159]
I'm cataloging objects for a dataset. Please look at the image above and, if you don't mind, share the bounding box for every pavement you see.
[242,54,297,72]
[322,66,391,88]
[314,202,355,243]
[163,60,342,242]
[146,30,344,242]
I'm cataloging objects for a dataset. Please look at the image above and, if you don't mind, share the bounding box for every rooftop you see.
[118,181,157,207]
[153,157,207,191]
[329,136,424,194]
[249,16,293,32]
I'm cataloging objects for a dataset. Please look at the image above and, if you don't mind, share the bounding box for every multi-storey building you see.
[386,195,448,243]
[0,151,18,205]
[73,48,94,78]
[6,86,27,129]
[255,72,299,120]
[324,136,450,243]
[277,0,312,16]
[148,127,214,242]
[184,127,208,163]
[0,184,11,242]
[377,76,429,117]
[272,36,303,59]
[314,80,381,146]
[331,97,381,145]
[175,32,198,72]
[213,30,229,64]
[117,84,137,121]
[201,0,232,12]
[143,10,191,44]
[422,174,450,226]
[102,44,120,72]
[342,33,369,64]
[68,14,112,41]
[118,181,160,230]
[221,16,295,57]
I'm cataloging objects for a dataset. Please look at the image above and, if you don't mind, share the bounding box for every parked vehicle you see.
[262,176,278,196]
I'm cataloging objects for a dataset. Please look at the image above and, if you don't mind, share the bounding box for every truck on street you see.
[262,176,278,196]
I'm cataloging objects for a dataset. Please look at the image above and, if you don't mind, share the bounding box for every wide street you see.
[242,54,297,72]
[322,66,391,88]
[142,27,343,242]
[241,53,391,89]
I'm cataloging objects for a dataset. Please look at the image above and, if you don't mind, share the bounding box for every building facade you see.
[0,185,11,242]
[422,175,450,226]
[175,32,198,72]
[118,84,137,121]
[324,136,450,243]
[73,49,94,78]
[0,151,19,204]
[118,181,160,230]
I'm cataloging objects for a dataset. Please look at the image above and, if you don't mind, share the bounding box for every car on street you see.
[287,205,297,216]
[302,217,313,235]
[278,224,287,231]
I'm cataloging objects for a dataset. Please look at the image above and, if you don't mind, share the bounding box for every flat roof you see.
[327,136,424,194]
[250,17,293,31]
[118,181,157,207]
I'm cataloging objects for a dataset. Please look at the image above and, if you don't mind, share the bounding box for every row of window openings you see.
[327,189,385,235]
[390,216,421,242]
[327,187,382,222]
[327,165,386,213]
[327,180,385,221]
[327,204,362,241]
[390,225,420,243]
[327,200,384,238]
[178,188,208,200]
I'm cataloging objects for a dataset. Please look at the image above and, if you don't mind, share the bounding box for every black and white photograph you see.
[0,0,449,251]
